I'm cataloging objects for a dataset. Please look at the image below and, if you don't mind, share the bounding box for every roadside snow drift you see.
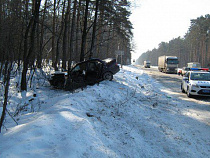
[0,65,210,158]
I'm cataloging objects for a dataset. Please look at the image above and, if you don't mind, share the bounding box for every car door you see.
[86,61,102,83]
[183,72,190,91]
[70,62,87,83]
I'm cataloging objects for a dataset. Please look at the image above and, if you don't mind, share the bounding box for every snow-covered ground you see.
[0,65,210,158]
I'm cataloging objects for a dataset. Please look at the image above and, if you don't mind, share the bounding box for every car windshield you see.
[190,73,210,81]
[167,59,178,64]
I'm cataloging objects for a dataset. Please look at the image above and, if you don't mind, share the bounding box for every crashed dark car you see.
[49,58,120,90]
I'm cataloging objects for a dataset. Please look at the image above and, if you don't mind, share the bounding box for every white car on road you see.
[181,71,210,97]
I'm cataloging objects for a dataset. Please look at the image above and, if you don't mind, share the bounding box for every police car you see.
[181,69,210,97]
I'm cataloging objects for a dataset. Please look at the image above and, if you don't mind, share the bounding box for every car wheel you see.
[187,87,192,98]
[103,72,113,81]
[181,84,185,93]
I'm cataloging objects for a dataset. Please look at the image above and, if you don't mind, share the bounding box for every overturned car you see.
[49,58,120,90]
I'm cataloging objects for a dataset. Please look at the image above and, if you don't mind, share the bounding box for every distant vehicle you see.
[181,62,202,76]
[144,61,151,68]
[158,55,179,73]
[181,67,191,76]
[181,71,210,97]
[49,58,120,90]
[187,62,201,68]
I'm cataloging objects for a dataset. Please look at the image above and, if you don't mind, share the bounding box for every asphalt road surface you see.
[135,65,210,103]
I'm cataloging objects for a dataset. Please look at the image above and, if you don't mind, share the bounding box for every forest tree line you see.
[136,15,210,68]
[0,0,133,91]
[0,0,133,131]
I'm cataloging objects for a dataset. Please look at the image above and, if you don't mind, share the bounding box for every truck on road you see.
[158,55,179,73]
[144,60,151,68]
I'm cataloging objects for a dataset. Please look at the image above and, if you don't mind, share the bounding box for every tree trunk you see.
[21,16,33,91]
[0,61,12,133]
[89,0,99,59]
[62,0,71,70]
[68,0,77,69]
[75,0,81,61]
[80,0,90,62]
[37,0,48,68]
[52,0,56,69]
[21,0,41,91]
[55,1,66,71]
[0,0,2,64]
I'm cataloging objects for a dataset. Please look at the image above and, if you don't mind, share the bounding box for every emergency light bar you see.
[190,68,209,71]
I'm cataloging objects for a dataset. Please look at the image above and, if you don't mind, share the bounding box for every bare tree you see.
[55,1,66,71]
[80,0,90,61]
[37,0,48,68]
[75,0,82,61]
[0,61,13,133]
[68,0,77,66]
[62,0,71,70]
[51,0,57,69]
[21,0,41,91]
[89,0,99,59]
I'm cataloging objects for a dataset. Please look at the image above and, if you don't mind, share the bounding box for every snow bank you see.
[0,65,209,158]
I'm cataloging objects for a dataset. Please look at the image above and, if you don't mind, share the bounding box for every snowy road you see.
[139,65,210,101]
[139,65,210,123]
[0,65,210,158]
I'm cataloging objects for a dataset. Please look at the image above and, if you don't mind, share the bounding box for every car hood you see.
[190,80,210,86]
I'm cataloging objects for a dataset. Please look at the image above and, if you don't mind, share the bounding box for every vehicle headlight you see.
[192,84,199,88]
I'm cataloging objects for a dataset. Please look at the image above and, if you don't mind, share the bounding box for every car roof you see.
[75,58,103,65]
[189,71,209,74]
[102,58,116,63]
[187,62,200,64]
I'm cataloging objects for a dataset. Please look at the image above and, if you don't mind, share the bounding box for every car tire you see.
[103,72,113,81]
[187,87,192,98]
[181,84,185,93]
